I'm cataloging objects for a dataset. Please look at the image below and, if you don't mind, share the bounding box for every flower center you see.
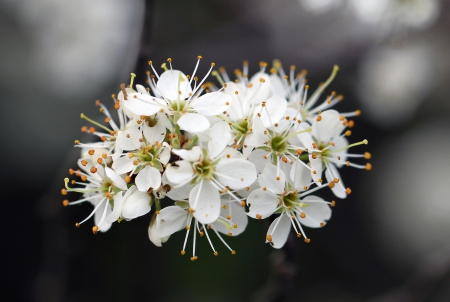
[194,157,216,181]
[134,143,164,172]
[270,135,288,154]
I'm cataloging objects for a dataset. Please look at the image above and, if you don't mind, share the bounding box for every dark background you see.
[2,0,450,301]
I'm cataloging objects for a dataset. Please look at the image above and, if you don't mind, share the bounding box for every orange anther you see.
[92,226,99,234]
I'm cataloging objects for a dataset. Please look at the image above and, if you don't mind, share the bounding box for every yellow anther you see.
[364,152,371,160]
[92,226,99,234]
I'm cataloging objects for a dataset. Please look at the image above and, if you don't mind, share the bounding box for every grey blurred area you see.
[3,0,450,301]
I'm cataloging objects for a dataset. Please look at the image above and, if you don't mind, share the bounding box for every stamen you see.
[80,113,112,133]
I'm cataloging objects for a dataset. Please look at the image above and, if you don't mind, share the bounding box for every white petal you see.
[247,188,279,219]
[148,213,165,247]
[159,143,171,164]
[105,166,127,190]
[223,81,249,121]
[309,154,323,185]
[218,147,244,159]
[136,84,149,95]
[125,94,163,116]
[165,161,194,185]
[156,206,188,238]
[213,202,248,236]
[267,214,291,249]
[106,191,125,223]
[143,119,166,144]
[248,149,271,173]
[157,70,192,100]
[190,91,232,116]
[291,160,312,191]
[325,163,346,199]
[121,189,151,219]
[215,158,257,190]
[258,163,285,194]
[189,181,220,224]
[299,195,332,228]
[116,124,142,151]
[248,116,269,146]
[295,122,314,149]
[135,166,161,192]
[208,121,231,159]
[177,113,210,133]
[112,156,135,175]
[331,135,348,168]
[94,200,112,232]
[253,96,287,128]
[248,72,271,104]
[172,146,202,162]
[269,74,287,98]
[312,109,341,143]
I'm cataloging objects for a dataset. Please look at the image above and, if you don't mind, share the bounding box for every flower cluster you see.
[62,57,370,260]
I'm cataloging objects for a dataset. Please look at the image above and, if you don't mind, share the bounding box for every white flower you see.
[112,117,170,193]
[247,163,334,248]
[155,198,247,259]
[307,110,370,198]
[165,121,257,224]
[63,158,128,233]
[270,63,342,124]
[148,212,170,247]
[106,185,152,222]
[123,58,232,133]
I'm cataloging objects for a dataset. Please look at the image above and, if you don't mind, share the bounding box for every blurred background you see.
[2,0,450,301]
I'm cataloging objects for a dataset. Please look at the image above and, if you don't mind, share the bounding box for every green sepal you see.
[175,201,189,209]
[153,160,163,172]
[172,137,181,149]
[183,135,198,150]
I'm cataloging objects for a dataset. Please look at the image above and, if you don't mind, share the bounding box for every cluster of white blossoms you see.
[62,57,371,260]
